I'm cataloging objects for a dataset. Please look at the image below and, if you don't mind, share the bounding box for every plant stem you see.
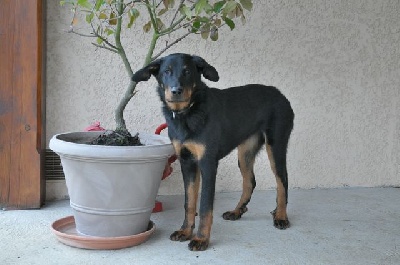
[114,0,159,132]
[115,81,137,132]
[144,33,159,66]
[115,0,133,77]
[115,0,134,132]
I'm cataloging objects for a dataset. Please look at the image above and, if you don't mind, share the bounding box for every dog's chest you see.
[171,139,206,161]
[168,119,208,161]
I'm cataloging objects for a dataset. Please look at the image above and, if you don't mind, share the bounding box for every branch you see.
[145,0,160,34]
[91,42,119,53]
[125,0,144,5]
[89,23,120,51]
[152,31,191,60]
[156,0,163,9]
[66,28,95,37]
[66,27,119,53]
[160,1,195,35]
[169,0,185,28]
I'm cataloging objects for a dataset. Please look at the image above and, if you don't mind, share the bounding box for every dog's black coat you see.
[132,53,294,251]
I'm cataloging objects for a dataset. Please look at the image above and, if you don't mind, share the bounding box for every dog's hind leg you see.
[222,133,264,221]
[266,113,293,229]
[266,144,290,229]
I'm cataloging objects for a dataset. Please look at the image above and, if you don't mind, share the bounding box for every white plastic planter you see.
[49,131,174,237]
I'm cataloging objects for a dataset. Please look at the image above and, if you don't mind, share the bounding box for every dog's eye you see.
[165,69,171,75]
[183,69,190,76]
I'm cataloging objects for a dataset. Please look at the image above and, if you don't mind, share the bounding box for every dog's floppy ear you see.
[132,59,161,83]
[192,56,219,82]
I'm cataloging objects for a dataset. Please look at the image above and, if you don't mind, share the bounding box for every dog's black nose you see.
[170,86,183,95]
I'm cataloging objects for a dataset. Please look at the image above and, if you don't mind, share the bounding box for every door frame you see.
[0,0,45,209]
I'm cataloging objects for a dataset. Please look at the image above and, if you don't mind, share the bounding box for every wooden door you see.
[0,0,45,209]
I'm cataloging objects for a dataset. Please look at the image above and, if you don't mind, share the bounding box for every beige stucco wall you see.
[46,0,400,197]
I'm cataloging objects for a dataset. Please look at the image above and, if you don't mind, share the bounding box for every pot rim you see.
[49,131,175,159]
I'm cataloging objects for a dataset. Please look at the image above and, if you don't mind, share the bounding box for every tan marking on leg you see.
[223,134,259,220]
[189,211,213,251]
[172,140,182,157]
[170,168,200,242]
[266,144,288,223]
[274,177,288,221]
[182,142,206,161]
[186,168,200,231]
[235,141,256,209]
[198,211,213,239]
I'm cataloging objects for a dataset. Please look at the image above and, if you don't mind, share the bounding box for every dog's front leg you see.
[170,158,200,242]
[188,159,217,251]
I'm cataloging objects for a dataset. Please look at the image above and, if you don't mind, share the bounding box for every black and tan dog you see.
[132,53,294,251]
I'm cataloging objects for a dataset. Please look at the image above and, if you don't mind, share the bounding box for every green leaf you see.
[86,12,94,23]
[222,1,237,15]
[235,5,243,17]
[105,28,114,35]
[201,24,210,39]
[195,0,207,15]
[128,8,139,28]
[223,16,235,30]
[198,16,211,23]
[210,26,218,41]
[94,0,104,11]
[128,15,135,28]
[158,8,168,16]
[213,1,225,13]
[163,0,175,8]
[98,12,108,19]
[109,12,117,25]
[239,0,253,11]
[192,20,201,33]
[60,1,66,6]
[130,8,140,19]
[204,3,213,14]
[143,21,152,33]
[180,5,192,18]
[96,37,104,44]
[163,0,169,8]
[227,8,236,18]
[156,18,166,31]
[77,0,92,9]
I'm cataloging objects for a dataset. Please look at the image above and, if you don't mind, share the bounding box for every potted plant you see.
[50,0,253,244]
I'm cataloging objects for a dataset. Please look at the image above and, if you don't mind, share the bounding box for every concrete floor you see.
[1,188,399,265]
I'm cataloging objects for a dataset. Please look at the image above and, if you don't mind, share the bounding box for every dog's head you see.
[132,53,219,112]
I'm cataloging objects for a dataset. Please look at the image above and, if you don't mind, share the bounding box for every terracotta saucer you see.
[51,216,155,250]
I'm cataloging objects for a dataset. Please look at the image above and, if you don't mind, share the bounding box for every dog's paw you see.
[274,219,290,229]
[222,207,248,221]
[188,237,209,251]
[170,230,192,242]
[271,209,290,229]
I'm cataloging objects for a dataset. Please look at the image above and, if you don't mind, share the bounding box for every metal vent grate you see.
[45,149,65,180]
